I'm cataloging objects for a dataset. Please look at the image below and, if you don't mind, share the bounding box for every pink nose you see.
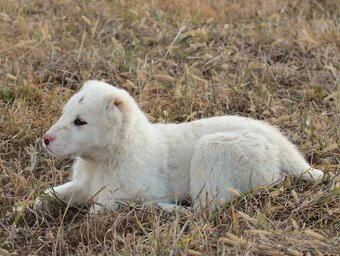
[43,134,55,146]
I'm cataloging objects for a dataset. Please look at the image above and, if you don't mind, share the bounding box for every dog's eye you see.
[74,118,87,126]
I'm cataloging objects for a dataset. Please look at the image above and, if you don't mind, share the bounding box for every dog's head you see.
[42,80,136,160]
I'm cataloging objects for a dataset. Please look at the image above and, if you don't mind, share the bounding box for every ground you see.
[0,0,339,255]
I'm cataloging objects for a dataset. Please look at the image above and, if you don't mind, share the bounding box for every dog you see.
[39,80,323,213]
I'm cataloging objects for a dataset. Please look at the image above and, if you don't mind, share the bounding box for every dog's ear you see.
[104,95,135,123]
[105,97,125,113]
[114,99,123,108]
[103,92,137,137]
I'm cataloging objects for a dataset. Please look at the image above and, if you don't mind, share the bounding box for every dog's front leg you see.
[48,182,88,204]
[35,181,88,208]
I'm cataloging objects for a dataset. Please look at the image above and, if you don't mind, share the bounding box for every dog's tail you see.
[279,139,324,181]
[299,168,324,181]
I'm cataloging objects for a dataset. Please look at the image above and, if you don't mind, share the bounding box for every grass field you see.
[0,0,339,255]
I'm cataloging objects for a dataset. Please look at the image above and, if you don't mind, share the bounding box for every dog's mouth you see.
[44,145,58,157]
[43,144,76,159]
[46,148,78,159]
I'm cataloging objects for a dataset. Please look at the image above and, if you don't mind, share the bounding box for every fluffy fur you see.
[40,80,323,213]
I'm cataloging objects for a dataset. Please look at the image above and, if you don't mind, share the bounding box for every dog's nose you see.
[43,134,55,145]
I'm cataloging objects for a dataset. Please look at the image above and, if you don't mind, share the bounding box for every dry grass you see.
[0,0,339,255]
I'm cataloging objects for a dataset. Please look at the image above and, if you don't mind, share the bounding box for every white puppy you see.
[40,80,323,213]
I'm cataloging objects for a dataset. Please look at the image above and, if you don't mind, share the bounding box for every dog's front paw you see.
[33,197,50,211]
[33,190,64,211]
[156,203,192,214]
[89,202,106,215]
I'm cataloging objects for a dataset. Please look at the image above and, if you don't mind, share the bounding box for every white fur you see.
[40,80,323,212]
